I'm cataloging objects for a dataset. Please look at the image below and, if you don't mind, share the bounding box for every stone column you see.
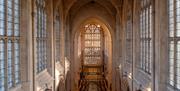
[20,0,33,91]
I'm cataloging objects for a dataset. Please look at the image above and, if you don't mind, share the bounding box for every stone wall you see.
[121,0,169,91]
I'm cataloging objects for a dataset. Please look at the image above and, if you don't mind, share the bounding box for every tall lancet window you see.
[35,0,48,73]
[126,16,133,63]
[140,0,153,74]
[55,15,60,62]
[168,0,180,89]
[0,0,21,90]
[83,24,102,65]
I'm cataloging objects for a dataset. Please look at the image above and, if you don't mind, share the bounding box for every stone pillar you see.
[20,0,33,91]
[154,0,169,91]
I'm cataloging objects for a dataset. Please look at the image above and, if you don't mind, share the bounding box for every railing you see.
[78,78,108,91]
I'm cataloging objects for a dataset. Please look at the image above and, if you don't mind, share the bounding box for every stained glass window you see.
[0,40,5,91]
[126,19,132,63]
[83,24,102,65]
[140,0,152,74]
[14,40,20,84]
[36,0,48,73]
[168,0,180,89]
[55,16,60,62]
[7,40,13,88]
[0,0,20,90]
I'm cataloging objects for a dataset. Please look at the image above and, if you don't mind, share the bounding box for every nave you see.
[0,0,177,91]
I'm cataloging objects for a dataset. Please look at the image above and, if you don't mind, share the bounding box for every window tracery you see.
[0,0,20,90]
[35,0,48,73]
[83,24,102,65]
[168,0,180,89]
[140,0,152,74]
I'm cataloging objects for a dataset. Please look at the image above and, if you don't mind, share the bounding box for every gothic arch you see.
[70,17,113,91]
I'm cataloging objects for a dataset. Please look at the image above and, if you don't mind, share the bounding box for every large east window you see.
[83,24,102,65]
[168,0,180,89]
[0,0,20,90]
[140,0,152,74]
[35,0,48,73]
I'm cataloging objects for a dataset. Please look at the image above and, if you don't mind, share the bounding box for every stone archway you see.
[72,18,112,91]
[64,1,118,91]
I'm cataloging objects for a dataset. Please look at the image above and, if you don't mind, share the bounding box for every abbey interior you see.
[0,0,178,91]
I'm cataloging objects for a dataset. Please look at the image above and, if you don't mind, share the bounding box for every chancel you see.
[0,0,177,91]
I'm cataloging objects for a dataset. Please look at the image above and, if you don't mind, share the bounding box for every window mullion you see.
[145,7,147,72]
[12,0,14,36]
[4,0,8,90]
[142,10,144,70]
[4,0,7,37]
[174,0,178,88]
[140,11,143,69]
[12,40,15,87]
[174,41,178,88]
[148,6,150,74]
[11,0,16,87]
[143,9,145,70]
[4,40,7,91]
[149,5,151,74]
